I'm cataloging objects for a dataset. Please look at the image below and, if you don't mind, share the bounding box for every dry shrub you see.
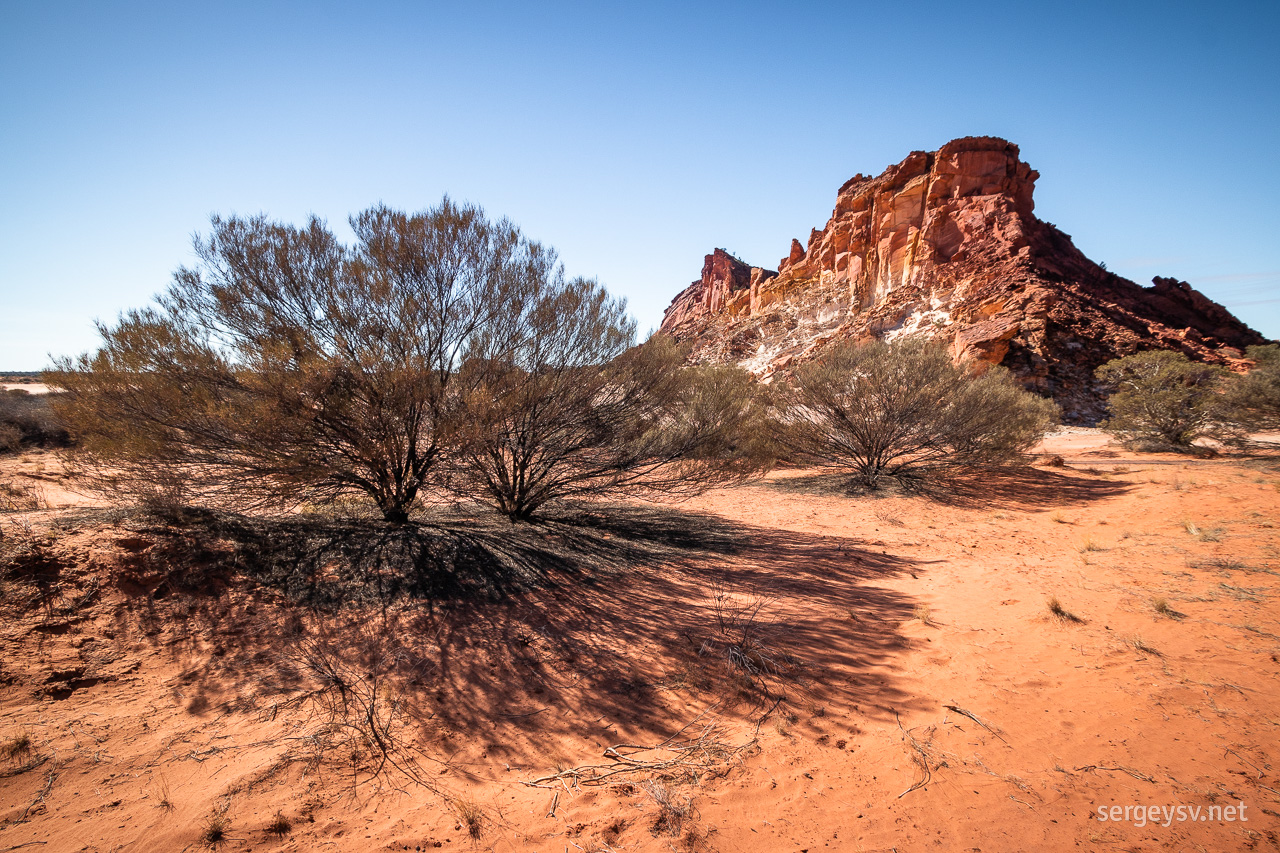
[0,390,71,453]
[777,339,1057,491]
[49,201,769,526]
[0,476,44,512]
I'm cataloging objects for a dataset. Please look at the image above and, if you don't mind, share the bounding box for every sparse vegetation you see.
[1095,350,1235,449]
[266,810,291,835]
[0,389,71,454]
[457,331,770,521]
[1047,595,1083,623]
[201,809,230,846]
[776,338,1058,491]
[2,731,32,760]
[642,778,695,835]
[1128,635,1162,656]
[1218,344,1280,436]
[453,799,485,839]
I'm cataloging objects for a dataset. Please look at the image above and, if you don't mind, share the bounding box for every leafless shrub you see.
[0,476,45,512]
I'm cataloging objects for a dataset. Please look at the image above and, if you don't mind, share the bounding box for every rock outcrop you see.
[659,136,1269,422]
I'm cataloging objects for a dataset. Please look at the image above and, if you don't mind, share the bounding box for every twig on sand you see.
[546,789,559,818]
[521,722,753,789]
[1075,764,1155,783]
[895,711,932,798]
[943,704,1007,743]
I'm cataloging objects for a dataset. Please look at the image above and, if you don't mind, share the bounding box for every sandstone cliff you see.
[659,137,1268,421]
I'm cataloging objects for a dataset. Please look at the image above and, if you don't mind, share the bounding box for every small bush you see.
[1219,344,1280,435]
[0,391,70,453]
[1095,350,1234,449]
[777,339,1058,491]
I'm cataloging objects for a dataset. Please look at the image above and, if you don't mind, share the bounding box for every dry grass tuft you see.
[1129,635,1162,656]
[454,799,485,840]
[1182,519,1222,541]
[153,774,174,811]
[1077,536,1105,553]
[267,810,292,836]
[201,810,230,846]
[1,731,31,760]
[1047,595,1083,624]
[912,604,935,626]
[1151,597,1182,620]
[642,779,694,836]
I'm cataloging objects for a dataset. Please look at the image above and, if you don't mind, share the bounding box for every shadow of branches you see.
[764,465,1132,509]
[59,501,930,785]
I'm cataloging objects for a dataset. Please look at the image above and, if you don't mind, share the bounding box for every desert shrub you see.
[776,338,1057,490]
[1095,350,1233,449]
[50,200,533,522]
[47,200,764,523]
[458,324,771,521]
[1218,344,1280,435]
[0,390,71,452]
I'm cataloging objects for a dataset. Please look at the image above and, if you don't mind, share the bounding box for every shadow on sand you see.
[764,464,1133,509]
[89,501,933,773]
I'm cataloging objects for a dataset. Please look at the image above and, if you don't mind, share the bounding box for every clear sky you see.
[2,0,1277,370]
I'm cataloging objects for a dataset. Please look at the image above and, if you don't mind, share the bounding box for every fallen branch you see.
[521,724,753,789]
[895,711,932,798]
[944,704,1007,743]
[1074,764,1155,783]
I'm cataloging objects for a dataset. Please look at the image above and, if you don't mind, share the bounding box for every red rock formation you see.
[659,136,1268,421]
[662,249,776,330]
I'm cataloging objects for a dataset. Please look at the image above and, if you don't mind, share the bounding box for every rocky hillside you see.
[659,136,1268,421]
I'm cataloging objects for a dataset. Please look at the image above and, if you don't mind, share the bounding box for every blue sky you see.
[2,0,1277,370]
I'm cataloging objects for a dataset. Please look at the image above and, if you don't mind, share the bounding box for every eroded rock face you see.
[659,136,1268,421]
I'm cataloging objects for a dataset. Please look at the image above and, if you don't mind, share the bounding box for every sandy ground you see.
[1,383,51,395]
[1,434,1278,851]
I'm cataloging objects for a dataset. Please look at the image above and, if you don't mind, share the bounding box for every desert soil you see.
[0,383,51,395]
[1,432,1278,852]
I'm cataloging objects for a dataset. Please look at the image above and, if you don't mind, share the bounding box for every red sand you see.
[1,434,1278,851]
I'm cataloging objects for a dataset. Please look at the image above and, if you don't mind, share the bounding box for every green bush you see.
[1095,350,1231,449]
[1219,344,1280,435]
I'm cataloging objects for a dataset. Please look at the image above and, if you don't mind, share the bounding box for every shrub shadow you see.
[98,502,931,770]
[764,465,1131,509]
